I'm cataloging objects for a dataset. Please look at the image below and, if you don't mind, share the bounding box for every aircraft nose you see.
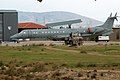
[10,34,19,39]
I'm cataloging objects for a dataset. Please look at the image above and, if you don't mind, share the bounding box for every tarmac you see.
[0,41,120,46]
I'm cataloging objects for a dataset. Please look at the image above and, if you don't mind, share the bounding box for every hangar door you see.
[0,14,3,41]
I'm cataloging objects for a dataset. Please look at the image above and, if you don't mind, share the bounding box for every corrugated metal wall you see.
[0,10,18,41]
[0,13,3,41]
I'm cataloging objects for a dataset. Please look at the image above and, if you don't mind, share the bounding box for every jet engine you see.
[87,27,94,34]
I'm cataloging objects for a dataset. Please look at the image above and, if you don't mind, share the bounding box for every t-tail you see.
[100,13,118,30]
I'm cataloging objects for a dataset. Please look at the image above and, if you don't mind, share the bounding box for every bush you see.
[32,62,45,72]
[41,48,44,51]
[76,62,84,68]
[0,61,4,67]
[87,63,97,67]
[49,43,56,46]
[80,50,87,54]
[111,63,120,67]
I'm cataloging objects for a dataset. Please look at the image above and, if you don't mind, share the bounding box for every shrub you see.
[27,48,31,51]
[87,63,97,67]
[52,64,60,70]
[77,72,83,77]
[32,62,45,72]
[49,43,55,46]
[41,48,44,51]
[80,50,87,54]
[0,61,4,67]
[76,62,84,68]
[91,73,97,79]
[38,44,44,46]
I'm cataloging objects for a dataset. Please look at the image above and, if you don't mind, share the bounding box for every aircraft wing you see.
[81,34,92,37]
[54,35,69,39]
[102,31,113,36]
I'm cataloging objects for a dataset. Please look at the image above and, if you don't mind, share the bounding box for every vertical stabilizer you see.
[101,13,118,29]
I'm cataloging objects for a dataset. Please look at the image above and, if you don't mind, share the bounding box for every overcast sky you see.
[0,0,120,23]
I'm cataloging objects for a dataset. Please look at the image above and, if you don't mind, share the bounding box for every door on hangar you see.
[0,14,3,41]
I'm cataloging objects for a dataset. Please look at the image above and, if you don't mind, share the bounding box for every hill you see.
[18,11,103,27]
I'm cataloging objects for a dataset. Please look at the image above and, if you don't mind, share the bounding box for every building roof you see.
[113,25,120,29]
[18,22,45,29]
[0,10,17,12]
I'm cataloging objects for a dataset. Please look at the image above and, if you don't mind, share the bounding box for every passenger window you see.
[23,32,26,34]
[36,32,38,34]
[60,31,62,33]
[33,32,36,34]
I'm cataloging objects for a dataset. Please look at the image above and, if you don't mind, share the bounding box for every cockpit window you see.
[23,32,26,34]
[20,31,26,34]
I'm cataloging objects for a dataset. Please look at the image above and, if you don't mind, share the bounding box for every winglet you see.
[110,13,112,17]
[115,13,118,21]
[115,12,117,17]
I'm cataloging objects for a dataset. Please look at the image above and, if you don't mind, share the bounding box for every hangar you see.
[110,26,120,41]
[0,10,18,41]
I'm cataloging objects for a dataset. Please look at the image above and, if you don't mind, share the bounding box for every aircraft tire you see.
[69,40,73,46]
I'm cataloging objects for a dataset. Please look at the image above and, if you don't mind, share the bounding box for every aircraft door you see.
[28,30,33,38]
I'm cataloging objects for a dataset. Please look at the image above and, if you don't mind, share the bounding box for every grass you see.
[0,44,120,68]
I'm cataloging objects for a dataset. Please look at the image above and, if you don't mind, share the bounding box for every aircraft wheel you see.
[64,40,68,45]
[69,40,73,46]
